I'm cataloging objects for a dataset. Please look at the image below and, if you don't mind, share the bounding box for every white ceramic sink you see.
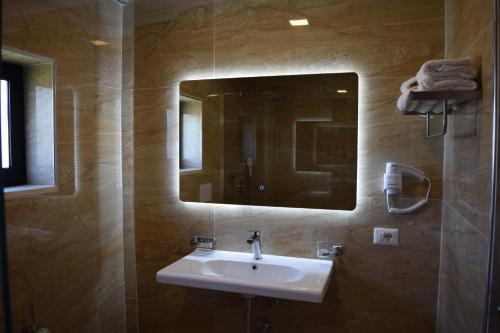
[156,249,334,303]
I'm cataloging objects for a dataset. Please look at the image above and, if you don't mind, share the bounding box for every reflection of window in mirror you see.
[179,95,202,172]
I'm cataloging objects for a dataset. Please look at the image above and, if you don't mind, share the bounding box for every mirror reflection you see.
[179,73,358,210]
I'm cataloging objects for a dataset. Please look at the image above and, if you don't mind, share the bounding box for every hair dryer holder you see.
[383,163,431,214]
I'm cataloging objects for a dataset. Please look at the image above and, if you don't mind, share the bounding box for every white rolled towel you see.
[397,76,451,114]
[397,76,420,112]
[418,57,477,79]
[397,91,438,113]
[417,72,478,91]
[416,57,477,90]
[397,90,418,112]
[397,58,477,112]
[398,76,424,112]
[400,76,419,94]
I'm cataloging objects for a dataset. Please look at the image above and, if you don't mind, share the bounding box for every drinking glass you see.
[316,239,331,258]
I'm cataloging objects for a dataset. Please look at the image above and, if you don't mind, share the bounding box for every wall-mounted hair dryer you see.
[383,162,431,214]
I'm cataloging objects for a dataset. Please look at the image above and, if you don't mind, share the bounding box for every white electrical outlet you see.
[373,228,399,246]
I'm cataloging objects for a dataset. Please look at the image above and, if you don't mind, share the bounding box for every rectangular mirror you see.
[179,73,358,210]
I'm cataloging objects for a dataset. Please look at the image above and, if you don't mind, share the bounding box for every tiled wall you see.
[437,0,494,332]
[2,1,127,332]
[133,1,445,332]
[121,2,138,332]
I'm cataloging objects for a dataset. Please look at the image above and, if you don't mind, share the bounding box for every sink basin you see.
[156,249,334,303]
[201,260,305,283]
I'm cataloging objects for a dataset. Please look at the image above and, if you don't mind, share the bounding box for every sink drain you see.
[255,318,272,333]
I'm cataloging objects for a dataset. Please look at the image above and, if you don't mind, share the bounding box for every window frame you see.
[1,61,27,187]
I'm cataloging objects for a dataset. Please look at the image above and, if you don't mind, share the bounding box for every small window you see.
[1,48,56,193]
[1,62,26,187]
[1,80,9,168]
[179,95,202,171]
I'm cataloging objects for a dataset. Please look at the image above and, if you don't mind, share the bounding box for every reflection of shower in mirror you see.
[246,157,254,177]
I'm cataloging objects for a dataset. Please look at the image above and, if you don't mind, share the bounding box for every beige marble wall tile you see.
[98,284,126,333]
[445,0,493,59]
[213,0,443,79]
[134,1,445,332]
[121,3,138,331]
[134,1,214,89]
[3,5,97,89]
[3,1,127,332]
[437,202,489,333]
[437,0,494,332]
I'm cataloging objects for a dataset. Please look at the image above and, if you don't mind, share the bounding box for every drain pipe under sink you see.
[242,294,254,333]
[241,294,272,333]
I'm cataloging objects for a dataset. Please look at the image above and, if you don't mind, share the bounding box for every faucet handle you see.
[247,230,260,244]
[331,245,344,256]
[247,230,260,238]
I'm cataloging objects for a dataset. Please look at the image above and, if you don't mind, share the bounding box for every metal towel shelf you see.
[401,90,483,137]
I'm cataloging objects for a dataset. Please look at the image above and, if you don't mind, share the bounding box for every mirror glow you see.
[179,73,358,210]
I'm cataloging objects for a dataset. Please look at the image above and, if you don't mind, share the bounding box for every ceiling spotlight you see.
[337,89,348,94]
[90,40,110,46]
[289,19,309,26]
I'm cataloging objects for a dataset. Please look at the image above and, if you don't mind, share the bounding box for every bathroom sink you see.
[201,260,305,283]
[156,249,334,303]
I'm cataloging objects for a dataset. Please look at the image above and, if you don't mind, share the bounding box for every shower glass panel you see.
[486,0,500,331]
[1,1,129,332]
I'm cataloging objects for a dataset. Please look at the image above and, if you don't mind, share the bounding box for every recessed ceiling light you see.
[289,19,309,26]
[337,89,348,94]
[90,40,110,46]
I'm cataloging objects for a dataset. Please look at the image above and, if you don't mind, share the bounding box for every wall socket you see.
[373,228,399,246]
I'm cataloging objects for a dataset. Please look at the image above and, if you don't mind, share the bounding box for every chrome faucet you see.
[246,230,262,260]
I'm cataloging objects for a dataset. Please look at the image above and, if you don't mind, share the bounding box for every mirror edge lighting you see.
[178,72,359,212]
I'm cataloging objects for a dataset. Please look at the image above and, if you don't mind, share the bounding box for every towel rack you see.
[400,90,482,137]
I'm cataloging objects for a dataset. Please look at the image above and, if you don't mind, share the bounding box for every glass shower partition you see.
[486,0,500,331]
[0,0,13,329]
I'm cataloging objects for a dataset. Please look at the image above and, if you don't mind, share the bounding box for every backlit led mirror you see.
[179,73,358,210]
